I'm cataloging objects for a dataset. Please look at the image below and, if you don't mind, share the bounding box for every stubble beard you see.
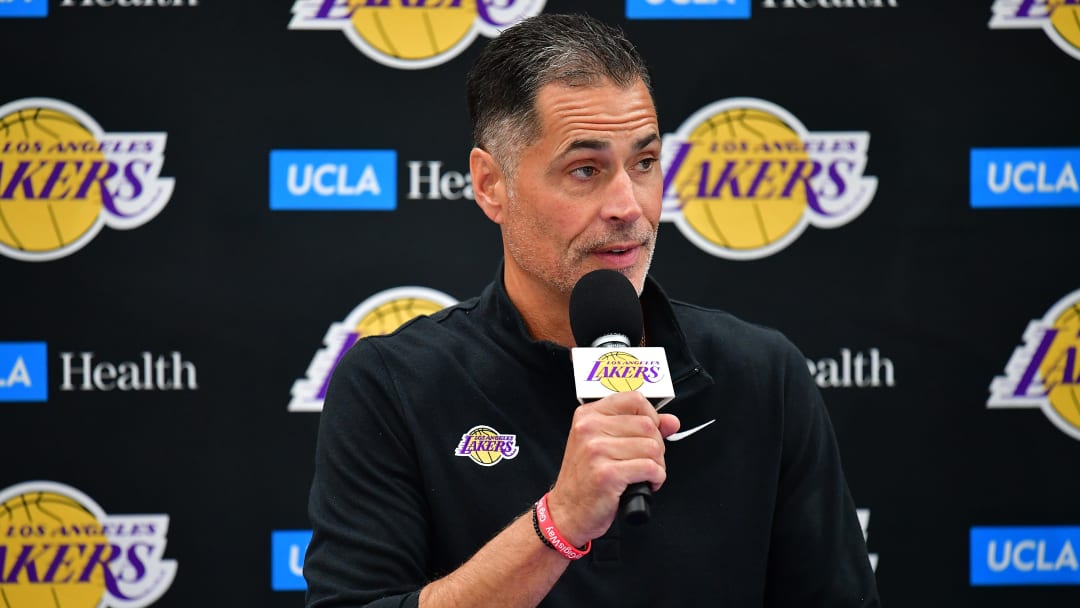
[503,188,659,298]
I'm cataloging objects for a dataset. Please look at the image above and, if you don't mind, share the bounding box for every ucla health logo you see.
[0,98,173,262]
[270,150,397,210]
[289,0,546,70]
[660,98,876,260]
[455,425,519,466]
[988,288,1080,440]
[971,148,1079,208]
[0,481,177,607]
[990,0,1080,61]
[0,342,47,402]
[289,286,457,412]
[271,530,312,591]
[0,0,47,17]
[971,526,1080,585]
[626,0,750,20]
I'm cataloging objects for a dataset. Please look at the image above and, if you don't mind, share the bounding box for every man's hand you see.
[545,392,681,547]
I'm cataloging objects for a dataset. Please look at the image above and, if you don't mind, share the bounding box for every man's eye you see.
[637,158,656,171]
[571,166,599,178]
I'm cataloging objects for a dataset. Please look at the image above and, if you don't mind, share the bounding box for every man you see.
[305,13,879,607]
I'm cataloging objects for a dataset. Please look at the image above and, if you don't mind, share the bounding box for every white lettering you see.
[1014,161,1036,193]
[987,162,1011,194]
[761,0,897,7]
[987,540,1011,572]
[1057,540,1079,571]
[992,161,1078,195]
[289,545,304,576]
[286,164,311,195]
[4,356,32,388]
[1014,540,1037,571]
[313,164,336,196]
[407,160,473,200]
[60,352,94,391]
[354,164,381,196]
[59,351,197,391]
[60,0,199,6]
[808,348,895,388]
[1057,162,1078,192]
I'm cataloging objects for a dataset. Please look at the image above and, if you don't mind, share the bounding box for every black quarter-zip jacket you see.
[305,271,880,608]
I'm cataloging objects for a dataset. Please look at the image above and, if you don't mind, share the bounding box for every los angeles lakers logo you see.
[0,98,173,262]
[0,481,177,608]
[990,0,1080,61]
[988,288,1080,440]
[585,351,663,393]
[289,0,546,70]
[660,98,877,260]
[455,425,519,466]
[289,286,457,412]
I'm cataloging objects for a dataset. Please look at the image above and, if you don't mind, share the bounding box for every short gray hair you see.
[466,14,654,177]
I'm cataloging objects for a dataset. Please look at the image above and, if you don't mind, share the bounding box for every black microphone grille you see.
[569,269,643,348]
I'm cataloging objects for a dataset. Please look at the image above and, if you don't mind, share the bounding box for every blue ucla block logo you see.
[970,148,1080,208]
[0,0,48,18]
[971,526,1080,586]
[270,150,397,211]
[271,530,311,591]
[0,342,47,402]
[626,0,750,20]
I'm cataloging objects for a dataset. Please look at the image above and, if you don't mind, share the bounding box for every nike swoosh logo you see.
[665,419,717,442]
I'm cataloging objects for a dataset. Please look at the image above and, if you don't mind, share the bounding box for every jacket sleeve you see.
[764,336,881,607]
[304,339,427,608]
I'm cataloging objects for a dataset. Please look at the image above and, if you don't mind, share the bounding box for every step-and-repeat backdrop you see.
[2,1,1078,606]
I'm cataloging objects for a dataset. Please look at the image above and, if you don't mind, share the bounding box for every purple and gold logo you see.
[288,0,546,70]
[988,288,1080,440]
[0,481,177,607]
[990,0,1080,61]
[455,425,519,466]
[660,97,876,260]
[0,98,173,262]
[585,352,664,393]
[289,286,457,412]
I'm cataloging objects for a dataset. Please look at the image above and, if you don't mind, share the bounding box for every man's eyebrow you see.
[634,133,660,151]
[556,132,660,160]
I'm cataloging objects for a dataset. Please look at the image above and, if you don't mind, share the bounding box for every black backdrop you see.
[2,1,1079,606]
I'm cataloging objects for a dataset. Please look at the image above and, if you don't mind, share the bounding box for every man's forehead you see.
[533,79,658,145]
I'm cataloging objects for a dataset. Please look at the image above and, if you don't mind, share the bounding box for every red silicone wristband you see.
[535,493,591,561]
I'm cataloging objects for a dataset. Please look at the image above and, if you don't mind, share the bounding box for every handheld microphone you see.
[569,269,675,525]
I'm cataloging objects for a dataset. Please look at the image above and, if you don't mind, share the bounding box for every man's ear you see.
[470,147,507,224]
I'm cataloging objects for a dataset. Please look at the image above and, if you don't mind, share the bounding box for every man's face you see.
[500,78,662,300]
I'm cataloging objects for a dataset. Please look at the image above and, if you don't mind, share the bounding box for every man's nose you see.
[601,169,643,224]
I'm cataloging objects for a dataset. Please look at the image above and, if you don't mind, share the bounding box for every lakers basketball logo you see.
[0,481,177,608]
[455,425,519,466]
[990,0,1080,61]
[0,98,173,262]
[584,351,664,393]
[289,0,547,70]
[288,286,458,412]
[659,98,877,260]
[988,288,1080,440]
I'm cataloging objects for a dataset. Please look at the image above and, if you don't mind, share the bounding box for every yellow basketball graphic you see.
[466,427,501,465]
[673,108,808,252]
[1049,0,1080,49]
[349,0,477,61]
[0,490,107,607]
[353,296,449,338]
[0,107,104,253]
[1041,302,1080,429]
[598,351,646,393]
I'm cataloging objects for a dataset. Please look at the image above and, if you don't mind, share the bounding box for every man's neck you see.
[502,268,576,348]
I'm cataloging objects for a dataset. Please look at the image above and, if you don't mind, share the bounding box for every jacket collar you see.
[476,262,715,401]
